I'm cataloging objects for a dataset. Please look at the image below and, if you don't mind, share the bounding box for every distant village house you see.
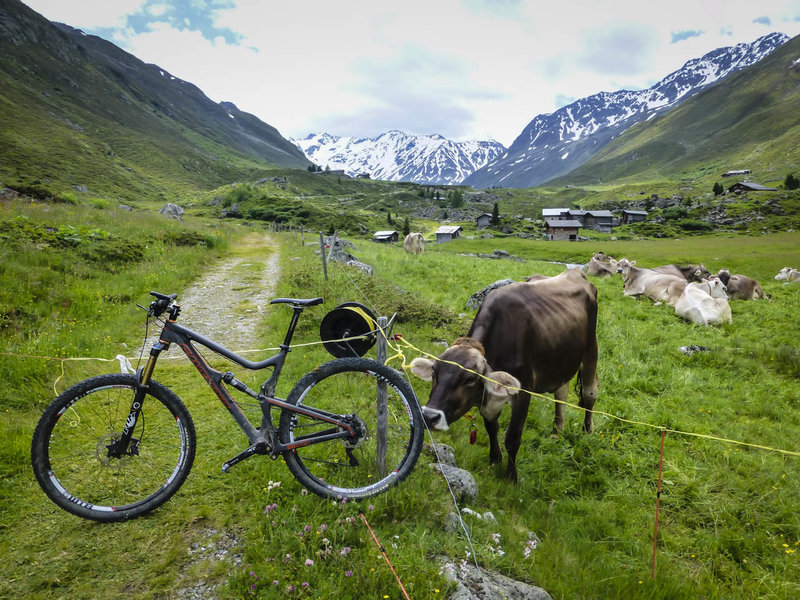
[542,208,570,221]
[545,219,581,241]
[476,213,493,230]
[727,182,778,193]
[621,210,648,224]
[721,169,751,177]
[373,230,399,243]
[434,225,463,243]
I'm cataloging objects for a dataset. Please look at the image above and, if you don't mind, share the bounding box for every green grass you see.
[2,216,800,599]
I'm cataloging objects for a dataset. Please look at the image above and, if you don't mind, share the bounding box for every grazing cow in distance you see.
[653,263,711,282]
[775,267,800,282]
[716,269,768,300]
[675,279,732,325]
[616,259,688,306]
[587,252,618,277]
[403,232,425,255]
[409,269,599,482]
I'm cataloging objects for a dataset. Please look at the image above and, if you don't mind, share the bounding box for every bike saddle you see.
[270,297,324,307]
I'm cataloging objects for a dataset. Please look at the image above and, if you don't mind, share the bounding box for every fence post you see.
[376,316,388,476]
[319,232,328,281]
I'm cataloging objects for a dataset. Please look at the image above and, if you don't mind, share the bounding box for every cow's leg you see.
[503,392,530,482]
[579,346,599,433]
[552,383,569,435]
[484,417,502,465]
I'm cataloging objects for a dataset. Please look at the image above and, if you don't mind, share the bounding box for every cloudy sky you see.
[22,0,800,147]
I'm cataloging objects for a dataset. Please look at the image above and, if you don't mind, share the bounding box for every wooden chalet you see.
[545,219,581,241]
[373,230,399,243]
[434,225,463,243]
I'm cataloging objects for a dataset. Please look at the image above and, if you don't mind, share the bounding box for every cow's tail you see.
[574,370,584,407]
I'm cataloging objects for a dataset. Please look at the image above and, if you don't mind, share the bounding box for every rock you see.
[492,250,509,258]
[465,279,515,311]
[438,556,552,600]
[73,185,88,193]
[220,202,241,218]
[118,204,132,211]
[424,443,457,466]
[431,463,477,504]
[159,203,184,220]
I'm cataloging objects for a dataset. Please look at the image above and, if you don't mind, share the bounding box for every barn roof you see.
[374,230,398,236]
[542,208,569,217]
[434,225,463,234]
[545,219,582,228]
[622,210,648,215]
[586,210,614,217]
[728,182,778,191]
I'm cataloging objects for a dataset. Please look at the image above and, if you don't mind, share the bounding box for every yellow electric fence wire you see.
[390,336,800,459]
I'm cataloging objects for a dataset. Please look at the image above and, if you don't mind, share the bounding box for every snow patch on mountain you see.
[465,32,789,189]
[291,131,506,185]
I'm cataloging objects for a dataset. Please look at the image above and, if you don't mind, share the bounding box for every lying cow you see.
[653,263,711,282]
[617,259,688,306]
[403,232,425,255]
[410,269,599,482]
[716,269,768,300]
[586,252,618,277]
[775,267,800,282]
[674,279,732,325]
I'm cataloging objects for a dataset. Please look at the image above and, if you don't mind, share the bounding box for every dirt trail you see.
[148,232,280,352]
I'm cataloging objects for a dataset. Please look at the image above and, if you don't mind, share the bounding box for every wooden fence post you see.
[319,232,328,281]
[376,316,388,476]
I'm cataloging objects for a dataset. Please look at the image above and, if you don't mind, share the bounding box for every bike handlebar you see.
[149,291,177,317]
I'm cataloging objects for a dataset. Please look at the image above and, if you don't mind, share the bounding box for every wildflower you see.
[305,558,315,567]
[345,570,353,577]
[341,546,351,557]
[304,525,311,532]
[368,504,375,511]
[301,489,308,496]
[302,582,310,588]
[273,580,279,586]
[250,571,255,577]
[286,585,295,593]
[250,583,256,590]
[284,554,292,563]
[320,523,328,532]
[491,532,501,543]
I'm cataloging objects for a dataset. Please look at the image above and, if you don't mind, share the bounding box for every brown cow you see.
[587,252,618,277]
[716,269,768,300]
[410,269,599,482]
[653,263,711,282]
[617,259,688,306]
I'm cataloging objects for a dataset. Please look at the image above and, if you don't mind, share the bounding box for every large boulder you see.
[439,557,552,600]
[465,279,514,311]
[159,203,184,220]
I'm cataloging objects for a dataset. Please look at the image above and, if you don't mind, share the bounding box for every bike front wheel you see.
[31,373,196,521]
[279,358,423,501]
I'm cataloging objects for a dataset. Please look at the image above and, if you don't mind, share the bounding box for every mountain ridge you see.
[463,32,790,189]
[292,130,506,185]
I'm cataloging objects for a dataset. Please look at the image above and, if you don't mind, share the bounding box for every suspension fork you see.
[109,341,166,458]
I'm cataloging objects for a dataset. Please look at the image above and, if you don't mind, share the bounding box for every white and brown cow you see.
[403,232,425,255]
[410,269,599,482]
[653,263,711,282]
[775,267,800,282]
[616,259,688,307]
[674,279,732,325]
[586,252,619,277]
[716,269,768,300]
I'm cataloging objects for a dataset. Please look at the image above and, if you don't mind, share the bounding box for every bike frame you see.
[117,302,357,470]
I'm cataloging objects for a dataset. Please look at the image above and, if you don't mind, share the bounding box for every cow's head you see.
[703,277,728,298]
[690,264,712,282]
[409,337,520,430]
[616,258,635,277]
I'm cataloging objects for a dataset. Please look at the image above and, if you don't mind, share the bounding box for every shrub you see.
[677,219,713,231]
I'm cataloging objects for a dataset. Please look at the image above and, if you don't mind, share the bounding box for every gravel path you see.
[146,233,280,353]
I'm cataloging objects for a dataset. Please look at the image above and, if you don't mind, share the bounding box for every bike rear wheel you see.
[279,358,423,501]
[31,373,196,522]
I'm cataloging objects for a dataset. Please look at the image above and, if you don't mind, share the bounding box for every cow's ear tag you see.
[466,414,478,444]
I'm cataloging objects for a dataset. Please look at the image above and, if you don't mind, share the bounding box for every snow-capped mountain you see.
[292,131,506,185]
[464,32,789,189]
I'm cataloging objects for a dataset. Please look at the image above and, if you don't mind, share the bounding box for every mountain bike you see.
[31,292,423,522]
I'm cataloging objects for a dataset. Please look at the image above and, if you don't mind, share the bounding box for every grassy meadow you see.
[2,210,800,599]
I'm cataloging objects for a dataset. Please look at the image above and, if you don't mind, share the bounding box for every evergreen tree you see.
[402,216,410,236]
[387,210,393,225]
[491,202,500,226]
[712,182,724,196]
[785,174,799,190]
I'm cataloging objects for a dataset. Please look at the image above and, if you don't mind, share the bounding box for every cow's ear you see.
[409,357,435,381]
[631,260,637,266]
[484,371,521,398]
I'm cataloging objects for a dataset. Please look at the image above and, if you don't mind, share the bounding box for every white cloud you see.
[19,0,800,146]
